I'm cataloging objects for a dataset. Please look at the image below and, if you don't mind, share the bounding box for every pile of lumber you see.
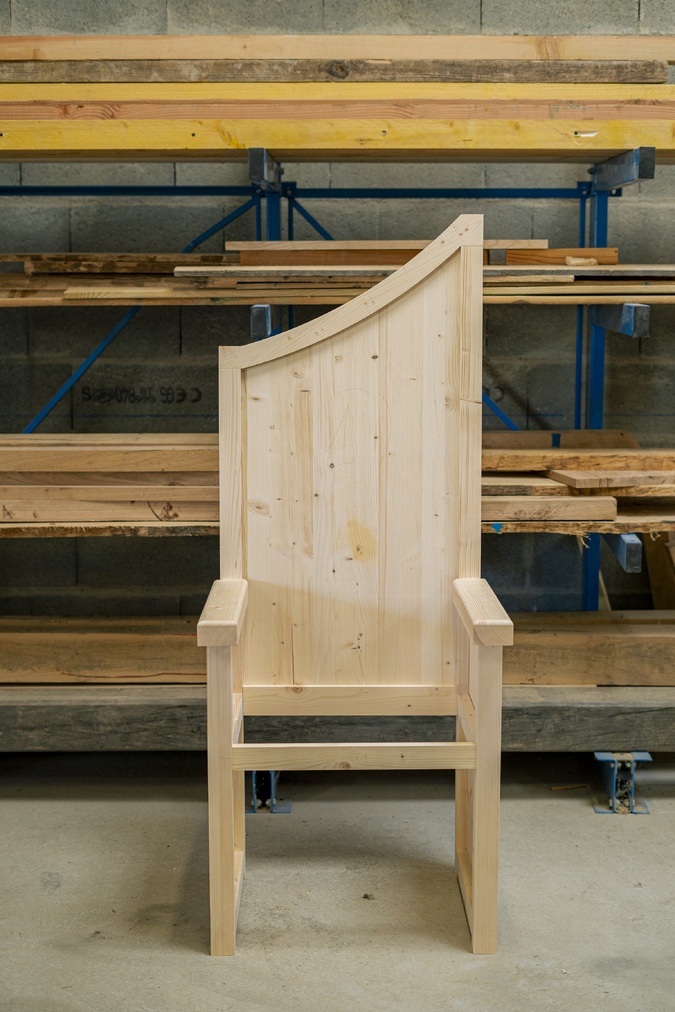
[2,35,675,160]
[0,431,673,537]
[1,609,673,687]
[7,243,675,307]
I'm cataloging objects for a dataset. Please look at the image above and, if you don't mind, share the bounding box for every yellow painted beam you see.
[1,118,675,161]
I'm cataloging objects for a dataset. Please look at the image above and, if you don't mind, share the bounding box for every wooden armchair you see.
[198,213,513,956]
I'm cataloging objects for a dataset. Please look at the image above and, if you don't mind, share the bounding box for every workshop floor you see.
[0,752,673,1012]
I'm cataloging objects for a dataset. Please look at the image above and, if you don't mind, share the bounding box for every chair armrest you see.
[452,578,513,647]
[197,579,248,647]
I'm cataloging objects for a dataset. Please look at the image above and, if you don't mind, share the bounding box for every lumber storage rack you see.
[4,144,657,613]
[1,31,674,754]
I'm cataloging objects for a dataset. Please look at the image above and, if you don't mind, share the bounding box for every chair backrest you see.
[218,214,483,713]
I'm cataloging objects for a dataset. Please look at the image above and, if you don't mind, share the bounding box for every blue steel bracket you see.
[594,147,655,192]
[593,303,649,339]
[593,752,652,814]
[250,303,282,341]
[246,771,292,815]
[248,148,282,192]
[602,532,642,573]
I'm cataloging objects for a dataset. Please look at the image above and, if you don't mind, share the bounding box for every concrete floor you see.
[0,753,673,1012]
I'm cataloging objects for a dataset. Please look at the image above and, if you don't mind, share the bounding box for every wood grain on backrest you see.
[219,214,483,694]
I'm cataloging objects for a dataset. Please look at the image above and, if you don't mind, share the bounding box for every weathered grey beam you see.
[1,686,674,753]
[0,59,667,84]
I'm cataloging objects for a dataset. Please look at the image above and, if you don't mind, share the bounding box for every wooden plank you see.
[0,521,218,537]
[505,622,675,686]
[482,449,674,472]
[1,35,675,63]
[1,683,675,752]
[482,429,640,449]
[481,495,617,521]
[0,484,220,500]
[197,580,248,647]
[452,579,513,646]
[505,247,618,265]
[0,500,218,522]
[0,616,204,684]
[243,684,457,716]
[481,475,571,496]
[0,59,666,84]
[549,469,675,489]
[230,742,477,771]
[0,446,219,471]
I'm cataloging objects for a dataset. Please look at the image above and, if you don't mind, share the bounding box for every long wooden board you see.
[549,469,675,488]
[1,35,675,62]
[483,449,675,472]
[0,59,665,84]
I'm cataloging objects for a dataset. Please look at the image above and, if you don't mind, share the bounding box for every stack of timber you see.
[8,244,675,306]
[0,431,673,537]
[3,35,675,161]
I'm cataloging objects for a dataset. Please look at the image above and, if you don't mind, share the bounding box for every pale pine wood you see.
[203,214,506,955]
[453,579,514,647]
[206,645,241,957]
[243,684,456,715]
[197,580,248,647]
[2,35,675,62]
[231,742,476,771]
[456,643,502,954]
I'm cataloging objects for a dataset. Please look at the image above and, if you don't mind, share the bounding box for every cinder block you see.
[0,203,70,253]
[609,203,675,263]
[77,538,218,590]
[0,309,28,357]
[167,0,323,33]
[323,0,479,32]
[28,306,180,360]
[380,198,532,242]
[0,165,20,185]
[482,356,529,430]
[11,0,167,33]
[485,305,578,361]
[530,534,582,593]
[527,361,577,430]
[70,201,233,253]
[605,359,675,442]
[283,163,332,188]
[0,540,77,589]
[485,163,584,189]
[636,164,675,200]
[289,199,379,240]
[22,164,176,187]
[180,306,250,360]
[72,361,218,433]
[0,1,9,32]
[175,163,250,187]
[531,203,582,249]
[482,0,638,34]
[639,0,675,31]
[482,534,532,592]
[329,162,483,189]
[0,360,72,433]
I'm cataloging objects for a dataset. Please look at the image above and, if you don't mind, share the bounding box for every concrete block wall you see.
[0,1,665,616]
